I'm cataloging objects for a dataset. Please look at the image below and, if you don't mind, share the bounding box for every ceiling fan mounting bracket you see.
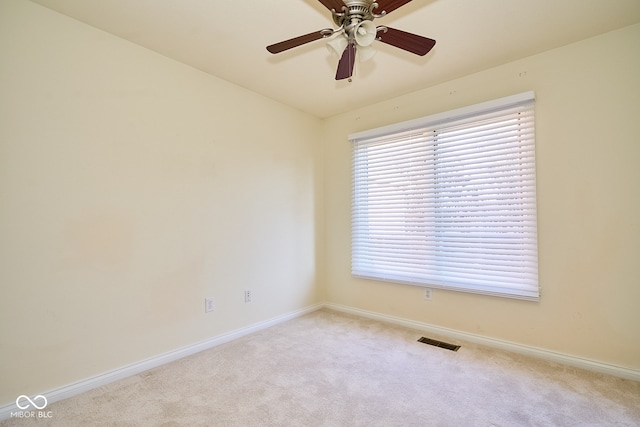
[320,28,337,38]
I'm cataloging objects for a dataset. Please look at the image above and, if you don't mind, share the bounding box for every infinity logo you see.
[16,395,48,410]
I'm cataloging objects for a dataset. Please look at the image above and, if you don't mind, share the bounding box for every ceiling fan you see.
[266,0,436,81]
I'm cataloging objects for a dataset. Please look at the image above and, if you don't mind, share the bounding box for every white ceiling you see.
[30,0,640,118]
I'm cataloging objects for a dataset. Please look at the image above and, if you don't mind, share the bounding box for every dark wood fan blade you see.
[374,0,413,15]
[335,42,356,80]
[376,26,436,56]
[267,30,331,54]
[317,0,345,11]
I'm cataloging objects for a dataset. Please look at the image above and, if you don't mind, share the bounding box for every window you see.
[350,92,538,300]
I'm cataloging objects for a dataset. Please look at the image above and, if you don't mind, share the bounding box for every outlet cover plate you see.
[205,297,215,313]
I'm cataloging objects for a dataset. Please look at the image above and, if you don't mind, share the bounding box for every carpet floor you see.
[2,309,639,426]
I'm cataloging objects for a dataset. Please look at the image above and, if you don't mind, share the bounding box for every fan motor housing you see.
[332,0,383,27]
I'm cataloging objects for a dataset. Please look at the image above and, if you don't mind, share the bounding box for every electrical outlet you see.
[244,290,252,303]
[205,297,215,313]
[424,288,433,301]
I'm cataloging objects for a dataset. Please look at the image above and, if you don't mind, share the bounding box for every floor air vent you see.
[418,337,460,352]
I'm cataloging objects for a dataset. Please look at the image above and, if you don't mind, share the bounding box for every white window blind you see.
[350,92,539,300]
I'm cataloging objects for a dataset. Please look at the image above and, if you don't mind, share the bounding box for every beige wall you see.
[0,0,323,403]
[322,23,640,370]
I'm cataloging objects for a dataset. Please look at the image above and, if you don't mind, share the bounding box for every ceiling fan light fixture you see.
[327,33,348,57]
[358,45,376,62]
[354,20,376,47]
[266,0,436,81]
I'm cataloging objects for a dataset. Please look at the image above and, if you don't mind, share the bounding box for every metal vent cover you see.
[418,337,461,352]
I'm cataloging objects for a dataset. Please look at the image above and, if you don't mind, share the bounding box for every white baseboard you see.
[0,303,323,421]
[324,302,640,382]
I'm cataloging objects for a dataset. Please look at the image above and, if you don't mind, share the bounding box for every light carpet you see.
[2,309,639,426]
